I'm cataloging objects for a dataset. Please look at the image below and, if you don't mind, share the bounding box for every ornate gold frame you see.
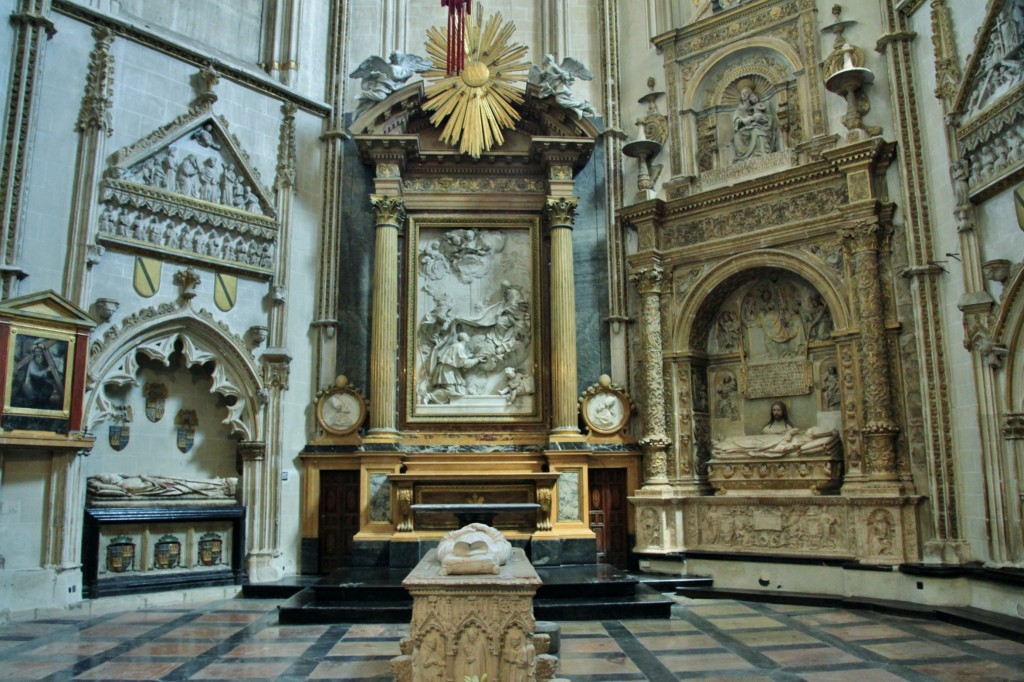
[4,325,76,418]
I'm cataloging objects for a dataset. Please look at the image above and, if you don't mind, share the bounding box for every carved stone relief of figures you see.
[715,372,740,420]
[740,279,810,360]
[454,625,490,682]
[413,225,537,417]
[866,508,896,558]
[122,129,267,216]
[692,368,709,413]
[639,507,661,547]
[821,363,841,411]
[715,310,741,352]
[964,0,1024,118]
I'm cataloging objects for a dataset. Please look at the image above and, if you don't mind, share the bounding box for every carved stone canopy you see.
[349,81,600,175]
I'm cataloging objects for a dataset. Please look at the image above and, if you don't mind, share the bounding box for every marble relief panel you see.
[407,216,542,423]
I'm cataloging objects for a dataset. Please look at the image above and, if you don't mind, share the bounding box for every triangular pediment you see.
[954,0,1024,121]
[0,290,97,328]
[96,106,279,278]
[105,110,275,219]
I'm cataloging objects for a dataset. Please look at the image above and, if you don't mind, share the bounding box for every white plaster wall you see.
[100,0,264,65]
[16,14,93,293]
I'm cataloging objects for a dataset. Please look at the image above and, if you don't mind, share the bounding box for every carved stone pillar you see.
[631,266,670,488]
[366,195,405,442]
[237,439,273,579]
[0,0,56,298]
[545,197,582,440]
[63,28,115,308]
[269,103,296,347]
[44,449,87,572]
[310,0,349,391]
[841,221,901,490]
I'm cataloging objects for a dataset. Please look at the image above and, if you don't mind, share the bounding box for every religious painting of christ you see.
[5,331,74,416]
[406,216,543,423]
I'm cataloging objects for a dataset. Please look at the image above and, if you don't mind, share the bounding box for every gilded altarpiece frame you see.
[403,215,544,426]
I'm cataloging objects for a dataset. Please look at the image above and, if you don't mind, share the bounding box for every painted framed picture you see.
[4,327,75,417]
[405,215,543,423]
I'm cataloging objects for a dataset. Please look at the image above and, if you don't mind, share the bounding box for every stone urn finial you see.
[173,267,201,301]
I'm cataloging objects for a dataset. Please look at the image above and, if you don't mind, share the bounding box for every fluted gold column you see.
[841,220,902,492]
[366,195,405,442]
[545,197,582,439]
[631,266,671,488]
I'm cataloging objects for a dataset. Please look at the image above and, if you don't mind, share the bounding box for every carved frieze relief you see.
[661,181,847,248]
[98,107,278,276]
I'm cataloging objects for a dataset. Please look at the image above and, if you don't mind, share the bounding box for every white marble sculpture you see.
[436,522,513,575]
[710,401,840,459]
[349,52,430,114]
[529,54,597,119]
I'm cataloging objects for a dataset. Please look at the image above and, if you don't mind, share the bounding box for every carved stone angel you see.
[528,54,597,119]
[349,52,430,114]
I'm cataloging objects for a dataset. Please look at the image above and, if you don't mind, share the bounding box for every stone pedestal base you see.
[391,548,559,682]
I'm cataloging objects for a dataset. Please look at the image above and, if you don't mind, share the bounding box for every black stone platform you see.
[272,563,677,624]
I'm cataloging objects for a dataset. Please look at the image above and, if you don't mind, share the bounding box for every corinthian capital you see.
[839,220,889,252]
[544,197,578,228]
[630,266,665,295]
[370,195,406,228]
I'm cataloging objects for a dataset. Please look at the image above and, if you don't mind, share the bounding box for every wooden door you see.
[588,468,629,568]
[318,470,360,574]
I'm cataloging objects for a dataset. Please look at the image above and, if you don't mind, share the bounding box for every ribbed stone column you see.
[367,195,404,441]
[1,0,56,298]
[631,266,670,488]
[545,197,581,438]
[842,221,901,489]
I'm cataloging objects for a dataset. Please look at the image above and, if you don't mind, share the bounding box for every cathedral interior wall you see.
[0,0,1022,621]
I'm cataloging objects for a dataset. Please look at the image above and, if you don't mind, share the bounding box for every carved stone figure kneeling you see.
[437,523,512,575]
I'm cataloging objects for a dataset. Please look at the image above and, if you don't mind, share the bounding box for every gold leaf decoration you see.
[422,8,530,158]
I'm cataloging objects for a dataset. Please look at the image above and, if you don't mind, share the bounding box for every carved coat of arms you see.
[175,409,198,453]
[108,404,132,451]
[144,382,168,422]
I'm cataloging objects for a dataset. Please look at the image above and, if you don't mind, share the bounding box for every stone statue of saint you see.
[437,523,512,575]
[455,625,489,682]
[732,86,777,161]
[501,628,533,682]
[710,401,840,458]
[349,52,430,114]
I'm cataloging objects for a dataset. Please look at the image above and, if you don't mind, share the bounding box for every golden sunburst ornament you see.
[423,7,530,158]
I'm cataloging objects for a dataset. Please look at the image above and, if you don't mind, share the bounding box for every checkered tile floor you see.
[1,594,1023,681]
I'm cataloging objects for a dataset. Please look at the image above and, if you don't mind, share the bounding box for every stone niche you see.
[654,0,835,198]
[701,274,843,496]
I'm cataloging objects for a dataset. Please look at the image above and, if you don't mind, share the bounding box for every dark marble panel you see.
[388,541,421,569]
[531,539,562,566]
[335,128,376,390]
[300,538,318,575]
[348,540,390,567]
[561,537,598,565]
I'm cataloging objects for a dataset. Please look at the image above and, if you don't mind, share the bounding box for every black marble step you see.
[273,563,676,624]
[278,587,411,624]
[535,583,674,621]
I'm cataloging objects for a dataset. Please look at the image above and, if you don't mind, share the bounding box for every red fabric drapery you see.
[442,0,472,74]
